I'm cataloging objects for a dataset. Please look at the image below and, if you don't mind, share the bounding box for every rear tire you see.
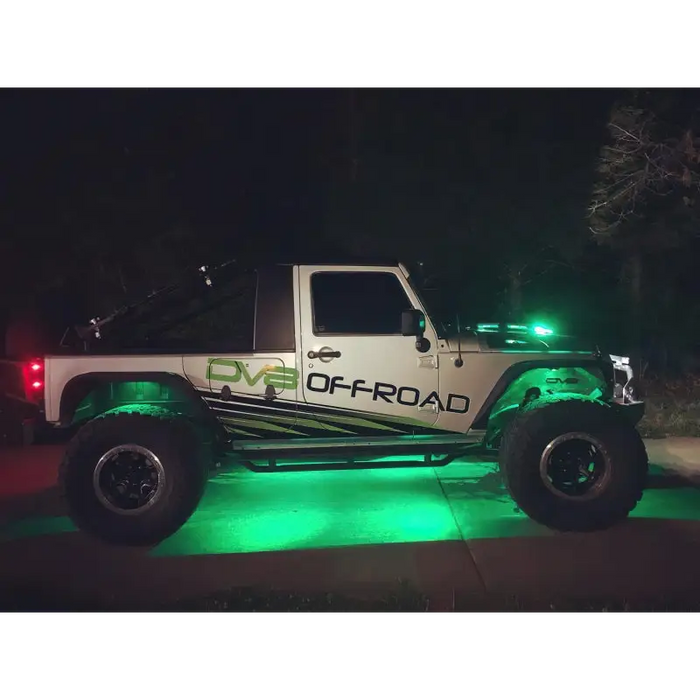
[60,406,210,546]
[498,397,648,531]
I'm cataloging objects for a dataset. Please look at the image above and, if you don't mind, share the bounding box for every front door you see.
[298,266,440,437]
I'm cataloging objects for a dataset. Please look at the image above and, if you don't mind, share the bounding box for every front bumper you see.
[613,399,645,426]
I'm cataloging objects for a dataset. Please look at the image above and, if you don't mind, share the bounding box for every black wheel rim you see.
[539,432,610,500]
[93,444,165,514]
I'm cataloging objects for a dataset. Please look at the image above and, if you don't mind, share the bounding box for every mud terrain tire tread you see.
[59,406,210,546]
[499,396,648,532]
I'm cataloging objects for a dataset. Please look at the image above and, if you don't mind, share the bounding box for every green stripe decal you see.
[223,412,355,435]
[220,416,307,436]
[331,408,446,430]
[258,407,403,433]
[301,413,403,433]
[218,419,262,438]
[232,410,353,434]
[287,415,355,434]
[223,428,262,438]
[202,390,456,434]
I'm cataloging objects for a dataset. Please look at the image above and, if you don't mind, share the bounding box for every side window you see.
[143,270,257,351]
[311,272,412,335]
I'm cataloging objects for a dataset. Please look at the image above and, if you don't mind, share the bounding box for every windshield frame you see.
[402,266,447,338]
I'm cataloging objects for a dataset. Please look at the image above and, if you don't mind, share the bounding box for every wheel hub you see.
[93,444,166,515]
[539,432,610,501]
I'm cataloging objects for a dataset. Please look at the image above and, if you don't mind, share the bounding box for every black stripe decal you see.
[216,414,362,440]
[207,400,298,418]
[210,406,351,438]
[200,390,450,432]
[210,406,454,439]
[204,396,299,419]
[207,398,413,432]
[209,406,405,438]
[206,398,415,435]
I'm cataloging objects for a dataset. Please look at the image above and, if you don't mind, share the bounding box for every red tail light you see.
[22,358,45,402]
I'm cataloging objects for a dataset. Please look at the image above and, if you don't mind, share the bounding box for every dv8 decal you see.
[206,358,299,390]
[205,358,470,415]
[305,373,469,414]
[198,390,458,440]
[202,359,469,439]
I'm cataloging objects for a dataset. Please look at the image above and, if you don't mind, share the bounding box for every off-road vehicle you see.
[35,258,646,545]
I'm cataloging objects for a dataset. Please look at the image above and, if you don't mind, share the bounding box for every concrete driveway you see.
[2,440,700,609]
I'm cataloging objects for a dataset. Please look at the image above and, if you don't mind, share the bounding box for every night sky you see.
[0,89,616,236]
[0,88,644,347]
[3,89,355,244]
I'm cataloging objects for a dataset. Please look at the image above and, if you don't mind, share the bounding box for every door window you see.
[311,272,411,336]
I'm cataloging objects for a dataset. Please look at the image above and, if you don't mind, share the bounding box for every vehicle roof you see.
[270,256,402,267]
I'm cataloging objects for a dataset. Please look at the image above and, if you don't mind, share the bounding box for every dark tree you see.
[588,92,700,365]
[326,90,610,325]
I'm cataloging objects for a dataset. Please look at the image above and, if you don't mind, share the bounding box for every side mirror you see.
[401,309,426,337]
[401,309,430,352]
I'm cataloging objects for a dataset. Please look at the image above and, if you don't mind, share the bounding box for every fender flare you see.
[470,358,613,430]
[58,371,217,430]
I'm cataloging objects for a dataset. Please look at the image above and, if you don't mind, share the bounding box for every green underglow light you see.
[152,465,461,557]
[5,464,700,555]
[0,516,77,541]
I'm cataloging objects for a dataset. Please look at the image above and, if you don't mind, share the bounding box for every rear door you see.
[297,266,441,436]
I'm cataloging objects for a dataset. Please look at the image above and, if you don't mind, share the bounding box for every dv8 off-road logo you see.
[206,359,299,390]
[306,373,470,414]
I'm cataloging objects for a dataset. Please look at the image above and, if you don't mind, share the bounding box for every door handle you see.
[308,349,341,359]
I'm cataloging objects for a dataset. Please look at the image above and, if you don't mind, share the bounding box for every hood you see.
[443,327,596,354]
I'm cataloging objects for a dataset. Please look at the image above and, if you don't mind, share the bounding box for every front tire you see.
[498,397,648,531]
[60,407,210,546]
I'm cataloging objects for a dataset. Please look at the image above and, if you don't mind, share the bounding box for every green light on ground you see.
[0,516,76,541]
[152,466,461,557]
[5,462,700,556]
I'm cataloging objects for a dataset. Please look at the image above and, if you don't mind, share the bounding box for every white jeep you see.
[37,259,647,545]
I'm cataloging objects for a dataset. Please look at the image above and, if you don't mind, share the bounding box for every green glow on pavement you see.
[5,461,700,555]
[631,486,700,521]
[152,466,461,557]
[0,516,76,541]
